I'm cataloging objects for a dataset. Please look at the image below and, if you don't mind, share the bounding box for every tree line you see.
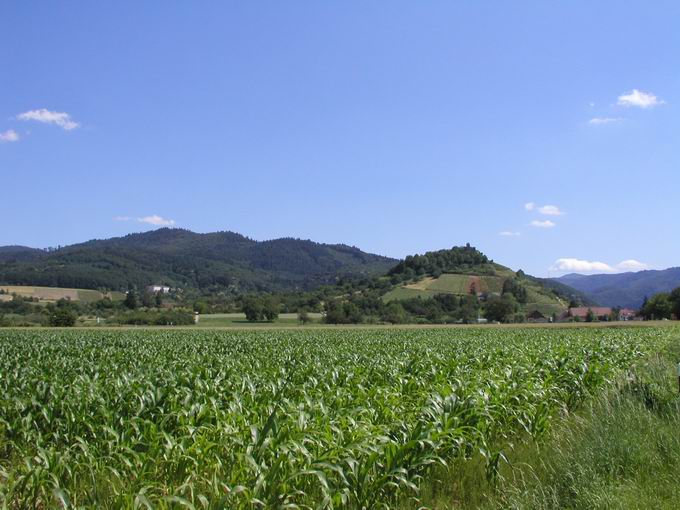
[640,287,680,320]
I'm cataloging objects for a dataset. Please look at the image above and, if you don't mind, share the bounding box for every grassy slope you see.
[382,265,567,316]
[406,326,680,509]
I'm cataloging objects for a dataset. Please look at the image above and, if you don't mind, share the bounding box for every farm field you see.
[195,312,324,328]
[0,285,124,303]
[0,326,676,508]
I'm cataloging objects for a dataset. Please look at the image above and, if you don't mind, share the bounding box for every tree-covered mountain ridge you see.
[553,268,680,309]
[0,228,397,293]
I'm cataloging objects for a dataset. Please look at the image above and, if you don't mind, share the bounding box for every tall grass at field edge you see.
[408,335,680,509]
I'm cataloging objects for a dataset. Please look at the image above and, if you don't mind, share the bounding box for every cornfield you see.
[0,327,670,508]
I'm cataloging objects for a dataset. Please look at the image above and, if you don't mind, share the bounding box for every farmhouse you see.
[527,310,551,323]
[146,285,171,294]
[568,307,612,321]
[618,308,638,321]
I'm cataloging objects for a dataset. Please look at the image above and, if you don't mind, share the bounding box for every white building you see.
[147,285,171,294]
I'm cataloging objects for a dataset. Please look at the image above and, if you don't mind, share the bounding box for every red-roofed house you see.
[618,308,638,321]
[568,307,612,321]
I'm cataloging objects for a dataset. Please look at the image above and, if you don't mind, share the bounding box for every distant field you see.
[196,312,324,327]
[381,287,444,302]
[0,285,124,303]
[383,273,507,302]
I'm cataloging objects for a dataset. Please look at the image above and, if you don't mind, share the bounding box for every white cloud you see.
[537,204,565,216]
[617,89,664,109]
[137,215,175,226]
[530,220,556,228]
[17,109,80,130]
[113,216,132,221]
[588,117,622,125]
[617,259,648,271]
[551,258,650,274]
[552,258,615,273]
[499,231,520,237]
[0,129,19,142]
[525,202,565,216]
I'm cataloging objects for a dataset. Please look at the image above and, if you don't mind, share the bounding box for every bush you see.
[49,308,77,327]
[298,310,310,324]
[116,310,194,326]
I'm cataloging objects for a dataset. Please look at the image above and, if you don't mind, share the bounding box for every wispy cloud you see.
[617,259,649,271]
[137,215,175,226]
[17,109,80,130]
[530,220,556,228]
[114,214,176,226]
[588,117,622,125]
[499,231,520,237]
[537,205,565,216]
[617,89,664,109]
[551,258,650,274]
[0,129,19,143]
[525,202,565,216]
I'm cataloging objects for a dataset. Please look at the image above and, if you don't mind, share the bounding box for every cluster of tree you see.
[241,296,280,322]
[323,300,366,324]
[388,244,490,280]
[115,309,194,326]
[321,292,525,325]
[0,285,195,327]
[640,287,680,320]
[122,288,165,310]
[0,296,75,327]
[46,300,79,327]
[502,277,528,304]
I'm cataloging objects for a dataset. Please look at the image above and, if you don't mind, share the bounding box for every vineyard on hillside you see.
[0,327,673,508]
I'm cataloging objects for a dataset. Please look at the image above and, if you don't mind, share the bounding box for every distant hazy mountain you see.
[0,229,397,293]
[553,268,680,309]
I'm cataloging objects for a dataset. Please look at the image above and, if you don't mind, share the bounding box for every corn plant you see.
[0,327,670,508]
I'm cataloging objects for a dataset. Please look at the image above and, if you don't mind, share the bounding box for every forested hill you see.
[381,245,594,315]
[387,244,490,277]
[0,229,397,293]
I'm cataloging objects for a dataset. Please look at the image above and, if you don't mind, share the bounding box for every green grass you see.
[0,326,675,508]
[382,287,445,302]
[406,327,680,509]
[76,289,108,303]
[426,274,474,294]
[523,303,564,317]
[196,312,323,327]
[494,337,680,510]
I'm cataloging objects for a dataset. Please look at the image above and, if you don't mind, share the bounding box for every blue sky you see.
[1,2,678,277]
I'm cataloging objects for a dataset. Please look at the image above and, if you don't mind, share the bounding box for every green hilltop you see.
[377,245,589,319]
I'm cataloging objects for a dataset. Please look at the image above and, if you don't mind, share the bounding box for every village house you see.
[146,285,171,294]
[566,307,612,321]
[527,310,552,323]
[562,307,638,322]
[618,308,638,321]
